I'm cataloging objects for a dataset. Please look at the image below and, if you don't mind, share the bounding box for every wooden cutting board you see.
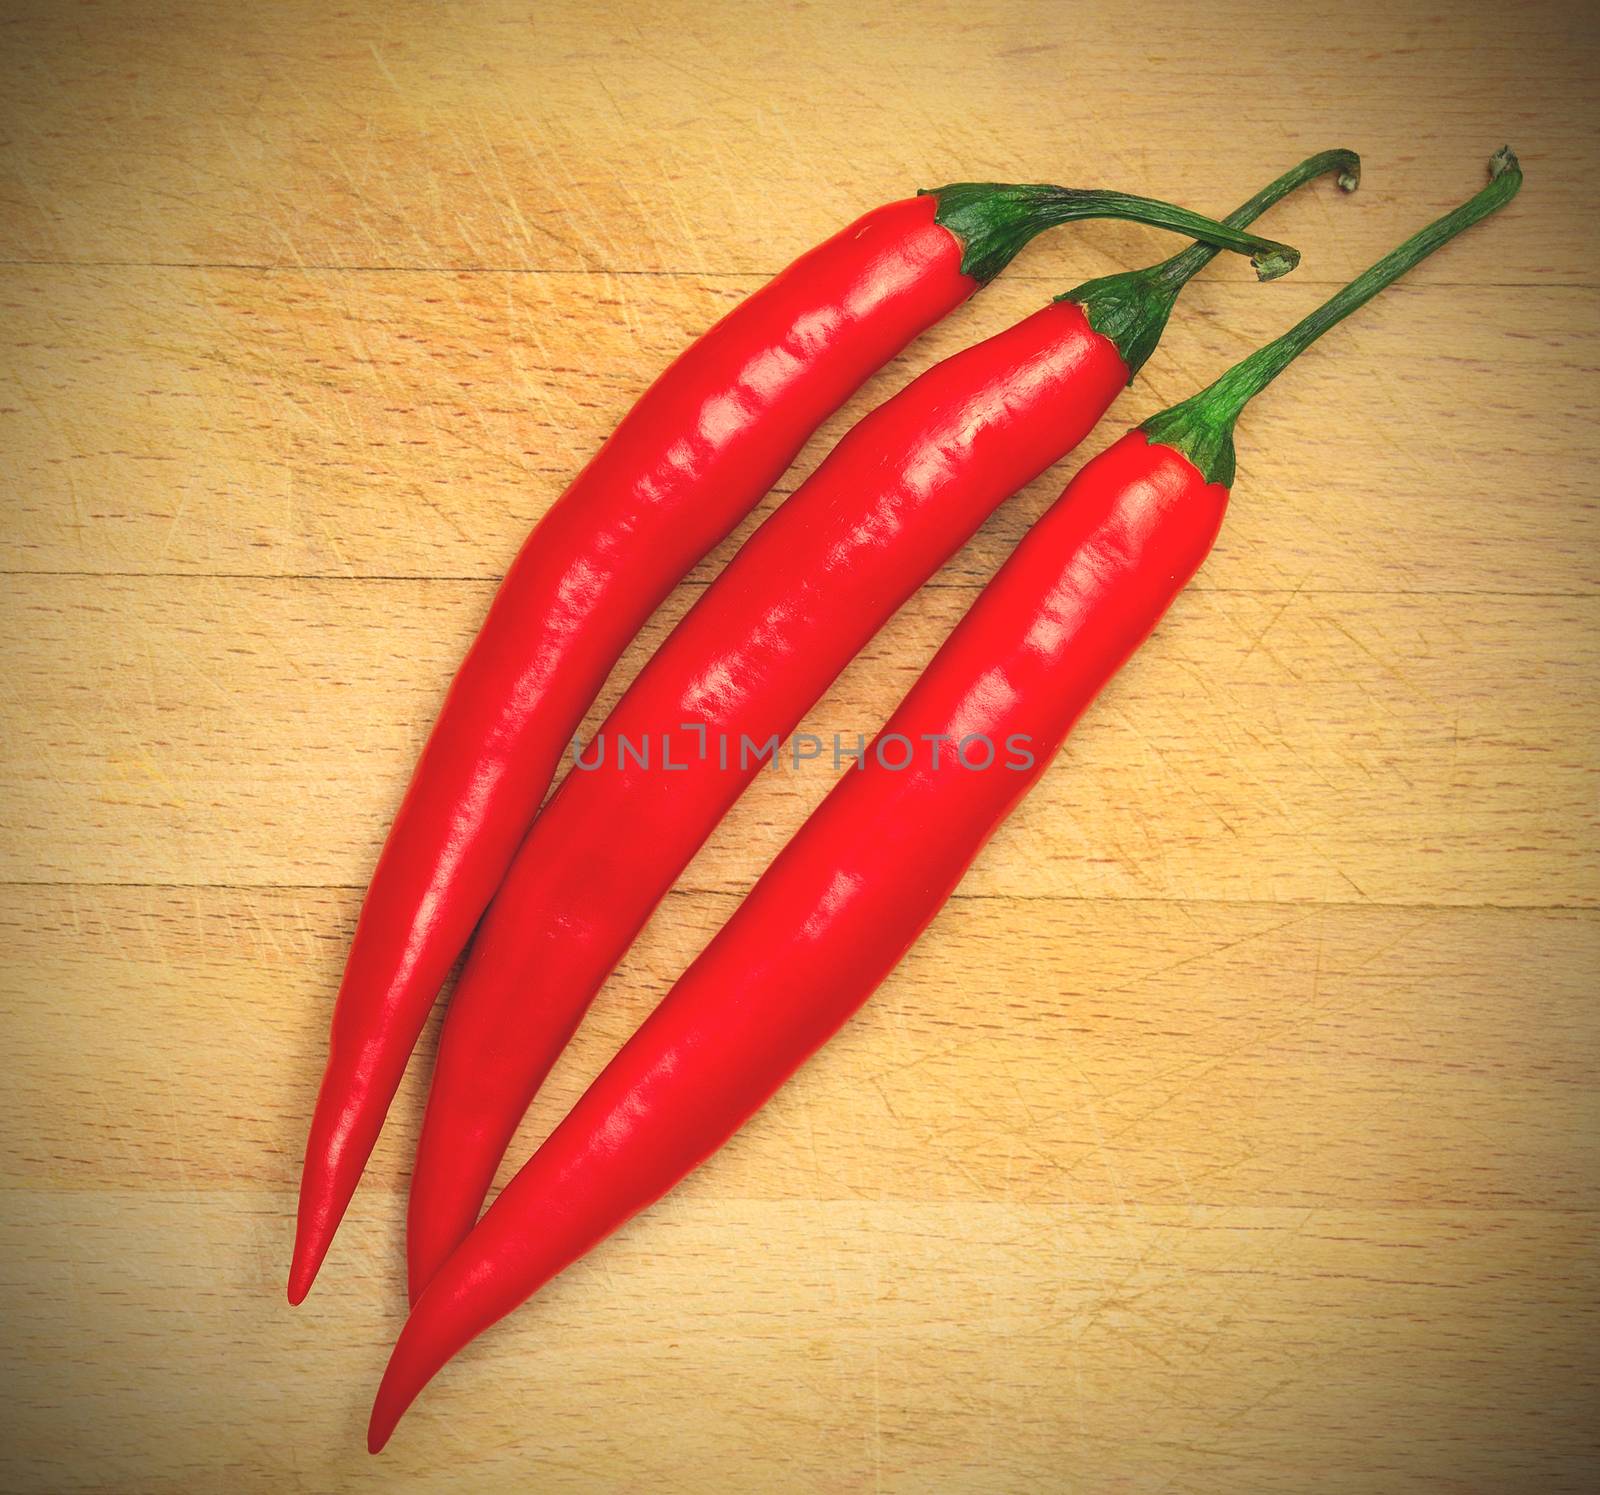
[1,0,1595,1489]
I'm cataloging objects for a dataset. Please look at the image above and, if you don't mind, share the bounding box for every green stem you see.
[922,182,1302,286]
[1144,148,1523,487]
[1144,150,1360,291]
[1061,150,1360,379]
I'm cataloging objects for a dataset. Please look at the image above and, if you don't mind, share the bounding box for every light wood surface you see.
[2,1,1596,1490]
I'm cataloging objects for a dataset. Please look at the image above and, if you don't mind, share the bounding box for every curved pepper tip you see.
[366,1413,393,1456]
[367,1311,435,1453]
[289,1157,355,1305]
[287,1223,329,1306]
[367,1366,411,1454]
[286,1250,316,1306]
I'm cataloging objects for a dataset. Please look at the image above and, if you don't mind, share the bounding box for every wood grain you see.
[1,0,1595,284]
[3,1195,1593,1493]
[3,884,1595,1208]
[3,272,1595,586]
[5,577,1594,904]
[1,0,1596,1490]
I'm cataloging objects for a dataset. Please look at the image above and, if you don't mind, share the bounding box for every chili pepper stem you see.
[1144,147,1523,486]
[1060,149,1360,378]
[924,182,1302,283]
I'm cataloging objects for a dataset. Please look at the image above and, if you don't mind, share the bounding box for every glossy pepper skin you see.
[291,196,963,1304]
[367,150,1519,1449]
[291,183,1298,1302]
[372,431,1224,1450]
[403,299,1124,1297]
[403,153,1354,1299]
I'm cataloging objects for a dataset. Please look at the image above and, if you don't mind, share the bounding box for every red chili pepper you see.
[404,152,1357,1301]
[289,182,1297,1303]
[366,150,1520,1449]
